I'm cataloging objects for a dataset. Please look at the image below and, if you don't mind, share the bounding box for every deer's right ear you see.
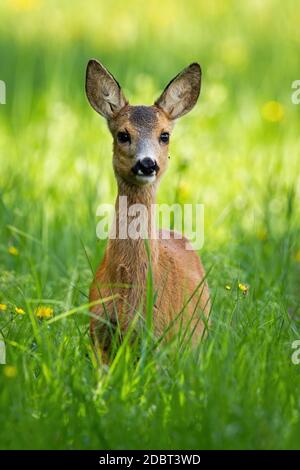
[85,59,128,119]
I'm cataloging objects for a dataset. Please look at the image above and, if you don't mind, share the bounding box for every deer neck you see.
[106,178,158,286]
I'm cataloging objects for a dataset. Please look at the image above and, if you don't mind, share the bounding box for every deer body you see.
[86,60,210,357]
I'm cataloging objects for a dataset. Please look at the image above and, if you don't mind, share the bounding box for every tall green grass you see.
[0,0,300,449]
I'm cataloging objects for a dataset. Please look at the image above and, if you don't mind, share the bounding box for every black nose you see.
[132,158,159,176]
[139,158,157,175]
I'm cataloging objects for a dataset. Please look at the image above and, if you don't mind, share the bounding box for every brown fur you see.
[86,60,210,360]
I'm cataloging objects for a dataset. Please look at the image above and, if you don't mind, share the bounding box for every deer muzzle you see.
[131,158,159,177]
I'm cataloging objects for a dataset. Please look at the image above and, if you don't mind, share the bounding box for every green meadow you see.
[0,0,300,449]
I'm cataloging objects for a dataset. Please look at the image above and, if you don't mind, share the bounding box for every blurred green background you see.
[0,0,300,450]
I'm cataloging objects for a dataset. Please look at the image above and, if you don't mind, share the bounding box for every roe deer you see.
[86,59,210,359]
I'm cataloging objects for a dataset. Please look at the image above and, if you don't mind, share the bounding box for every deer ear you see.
[85,59,128,119]
[154,63,201,120]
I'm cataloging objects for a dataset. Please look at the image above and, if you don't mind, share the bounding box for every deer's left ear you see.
[154,63,201,120]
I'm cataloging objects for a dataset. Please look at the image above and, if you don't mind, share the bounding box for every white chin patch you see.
[135,174,156,185]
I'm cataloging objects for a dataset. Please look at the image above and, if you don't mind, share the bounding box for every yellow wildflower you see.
[35,306,54,319]
[225,285,231,291]
[9,0,40,11]
[8,246,19,256]
[295,251,300,263]
[3,365,17,378]
[261,101,284,122]
[0,304,7,311]
[238,282,249,295]
[15,307,25,315]
[177,182,190,199]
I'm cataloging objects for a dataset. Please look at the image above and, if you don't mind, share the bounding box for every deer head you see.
[85,59,201,187]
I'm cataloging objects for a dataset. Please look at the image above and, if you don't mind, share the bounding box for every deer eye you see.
[160,132,169,144]
[117,131,131,144]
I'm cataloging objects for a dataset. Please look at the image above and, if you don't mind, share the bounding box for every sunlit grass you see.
[0,0,300,450]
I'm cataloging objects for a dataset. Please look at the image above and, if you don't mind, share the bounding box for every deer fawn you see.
[86,59,210,359]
